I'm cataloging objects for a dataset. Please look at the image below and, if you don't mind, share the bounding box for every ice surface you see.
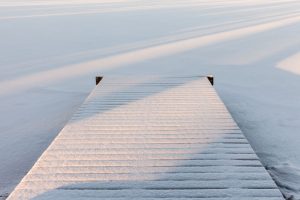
[1,0,300,199]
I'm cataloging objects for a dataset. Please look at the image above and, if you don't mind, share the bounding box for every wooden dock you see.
[8,76,283,200]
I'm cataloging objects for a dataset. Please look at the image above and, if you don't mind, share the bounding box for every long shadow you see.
[29,116,280,199]
[68,76,201,124]
[7,6,299,73]
[2,11,300,97]
[3,7,298,78]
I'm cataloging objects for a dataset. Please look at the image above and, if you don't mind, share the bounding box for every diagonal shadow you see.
[1,13,300,97]
[3,6,299,77]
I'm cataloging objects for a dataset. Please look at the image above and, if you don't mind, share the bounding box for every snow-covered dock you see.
[7,76,283,200]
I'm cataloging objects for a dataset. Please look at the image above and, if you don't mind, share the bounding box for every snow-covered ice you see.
[0,0,300,199]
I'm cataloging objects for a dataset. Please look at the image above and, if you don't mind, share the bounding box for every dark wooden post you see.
[96,76,103,85]
[207,75,214,86]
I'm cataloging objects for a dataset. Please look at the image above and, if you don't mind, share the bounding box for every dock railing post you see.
[206,75,214,86]
[96,76,103,85]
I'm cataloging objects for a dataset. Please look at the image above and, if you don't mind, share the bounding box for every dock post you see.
[207,75,214,85]
[96,76,103,85]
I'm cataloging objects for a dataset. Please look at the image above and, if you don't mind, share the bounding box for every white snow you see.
[0,0,300,199]
[277,52,300,75]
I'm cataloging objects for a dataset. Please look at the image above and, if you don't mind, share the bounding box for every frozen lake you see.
[0,0,300,199]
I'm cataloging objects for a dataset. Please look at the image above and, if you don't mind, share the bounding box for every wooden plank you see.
[7,76,283,199]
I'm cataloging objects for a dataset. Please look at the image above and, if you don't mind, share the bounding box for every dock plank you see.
[7,76,283,199]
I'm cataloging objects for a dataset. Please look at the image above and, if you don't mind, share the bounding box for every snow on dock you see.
[7,76,283,200]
